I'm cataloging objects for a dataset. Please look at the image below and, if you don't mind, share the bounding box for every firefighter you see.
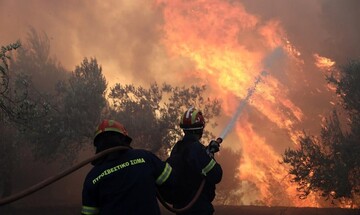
[81,119,173,215]
[166,107,223,215]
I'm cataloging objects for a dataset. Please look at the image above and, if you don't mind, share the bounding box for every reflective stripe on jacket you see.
[82,149,173,215]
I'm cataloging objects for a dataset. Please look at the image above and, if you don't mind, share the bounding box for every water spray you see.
[212,71,268,146]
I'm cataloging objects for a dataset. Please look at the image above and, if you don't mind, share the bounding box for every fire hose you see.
[0,145,214,214]
[0,145,204,213]
[0,144,211,213]
[0,146,130,206]
[0,72,266,212]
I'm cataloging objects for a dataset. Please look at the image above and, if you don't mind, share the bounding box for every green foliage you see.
[0,40,21,74]
[1,30,67,125]
[283,131,335,200]
[0,40,21,118]
[328,60,360,138]
[61,57,107,139]
[3,30,69,160]
[1,29,107,164]
[12,28,69,92]
[0,40,21,197]
[108,83,221,157]
[0,31,108,197]
[24,57,107,163]
[283,60,360,205]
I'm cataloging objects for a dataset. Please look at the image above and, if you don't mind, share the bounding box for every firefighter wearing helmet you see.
[166,107,223,215]
[81,119,173,215]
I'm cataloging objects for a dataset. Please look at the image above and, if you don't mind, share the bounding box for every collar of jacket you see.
[182,133,201,143]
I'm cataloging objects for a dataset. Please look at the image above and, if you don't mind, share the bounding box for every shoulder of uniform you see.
[84,167,100,182]
[131,149,158,158]
[189,140,205,150]
[132,148,151,154]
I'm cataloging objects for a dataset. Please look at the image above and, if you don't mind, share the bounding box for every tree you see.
[108,83,221,158]
[0,41,21,198]
[5,30,107,164]
[11,28,69,92]
[21,57,107,163]
[0,40,22,121]
[0,29,107,198]
[6,29,68,128]
[282,59,360,206]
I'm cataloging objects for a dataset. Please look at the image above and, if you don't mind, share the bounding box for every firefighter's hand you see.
[206,140,220,157]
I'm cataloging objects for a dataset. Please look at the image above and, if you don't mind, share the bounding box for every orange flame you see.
[157,0,321,207]
[314,53,339,96]
[236,116,318,206]
[314,54,335,70]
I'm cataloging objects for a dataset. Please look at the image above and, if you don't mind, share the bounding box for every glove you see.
[206,140,221,157]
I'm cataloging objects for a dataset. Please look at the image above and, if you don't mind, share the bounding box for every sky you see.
[1,0,360,207]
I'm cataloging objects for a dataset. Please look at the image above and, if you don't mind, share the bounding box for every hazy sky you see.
[1,0,360,206]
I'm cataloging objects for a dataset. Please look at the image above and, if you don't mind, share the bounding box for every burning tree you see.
[282,59,360,207]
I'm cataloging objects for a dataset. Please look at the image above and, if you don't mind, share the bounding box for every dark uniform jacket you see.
[166,134,223,215]
[81,149,172,215]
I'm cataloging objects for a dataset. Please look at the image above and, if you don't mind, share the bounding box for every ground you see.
[0,205,359,215]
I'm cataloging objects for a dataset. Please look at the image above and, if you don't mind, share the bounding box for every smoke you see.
[2,0,359,85]
[262,47,285,69]
[0,0,166,85]
[1,0,360,207]
[239,0,360,64]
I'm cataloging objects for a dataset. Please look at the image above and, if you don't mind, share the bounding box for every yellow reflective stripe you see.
[156,163,172,185]
[202,159,216,176]
[191,109,200,124]
[94,130,102,137]
[81,205,99,215]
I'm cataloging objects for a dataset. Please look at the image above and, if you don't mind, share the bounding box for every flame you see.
[314,54,335,70]
[156,0,320,206]
[314,54,339,96]
[236,119,318,206]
